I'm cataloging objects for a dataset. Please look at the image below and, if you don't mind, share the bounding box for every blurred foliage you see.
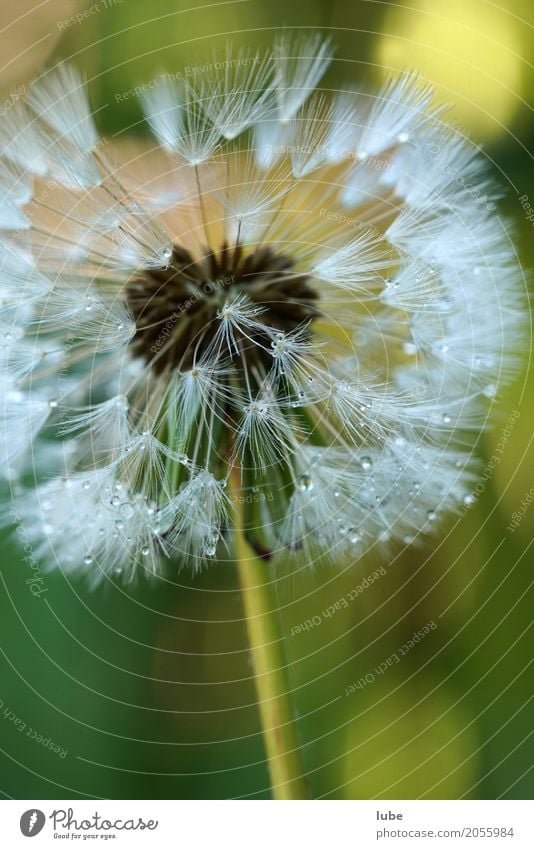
[0,0,532,800]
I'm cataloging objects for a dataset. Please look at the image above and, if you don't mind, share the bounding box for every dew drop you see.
[83,554,93,565]
[360,456,373,471]
[82,480,91,490]
[111,495,121,507]
[296,474,313,492]
[163,246,173,260]
[141,546,150,556]
[348,528,363,545]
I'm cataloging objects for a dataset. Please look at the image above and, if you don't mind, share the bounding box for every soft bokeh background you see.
[0,0,532,800]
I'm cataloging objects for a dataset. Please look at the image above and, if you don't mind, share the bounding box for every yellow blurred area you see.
[376,0,525,140]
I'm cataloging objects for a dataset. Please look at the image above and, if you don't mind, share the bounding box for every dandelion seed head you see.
[0,38,525,583]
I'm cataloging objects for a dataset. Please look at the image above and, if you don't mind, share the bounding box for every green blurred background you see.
[0,0,532,800]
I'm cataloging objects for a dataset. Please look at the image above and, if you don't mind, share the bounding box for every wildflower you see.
[0,37,524,584]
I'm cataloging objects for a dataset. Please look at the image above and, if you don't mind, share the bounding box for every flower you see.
[0,37,524,584]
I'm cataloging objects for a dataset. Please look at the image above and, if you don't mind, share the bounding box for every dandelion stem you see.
[231,472,309,799]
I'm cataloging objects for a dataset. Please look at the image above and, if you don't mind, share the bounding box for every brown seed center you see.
[126,242,319,372]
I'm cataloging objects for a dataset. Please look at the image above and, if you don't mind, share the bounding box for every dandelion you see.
[0,33,525,801]
[0,35,524,584]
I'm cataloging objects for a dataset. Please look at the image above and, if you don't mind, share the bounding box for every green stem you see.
[232,475,309,799]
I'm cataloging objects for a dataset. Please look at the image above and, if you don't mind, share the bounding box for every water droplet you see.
[82,480,91,490]
[360,456,373,470]
[115,519,124,530]
[111,495,121,507]
[463,493,475,507]
[296,474,313,492]
[442,413,451,424]
[83,554,93,565]
[141,545,150,556]
[48,398,58,409]
[426,510,437,521]
[348,528,363,545]
[120,501,135,518]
